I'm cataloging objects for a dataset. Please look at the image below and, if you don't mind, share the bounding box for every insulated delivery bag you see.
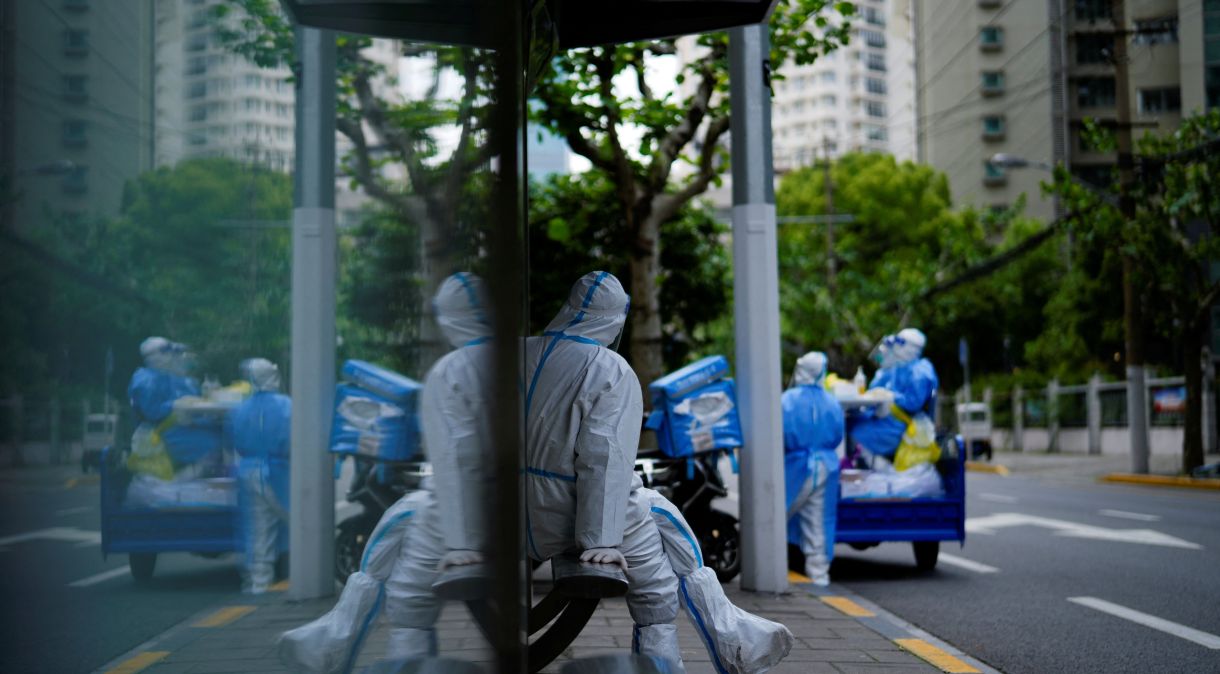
[645,355,744,458]
[328,360,422,462]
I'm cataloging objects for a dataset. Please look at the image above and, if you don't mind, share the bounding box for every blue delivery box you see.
[645,355,743,458]
[328,360,422,462]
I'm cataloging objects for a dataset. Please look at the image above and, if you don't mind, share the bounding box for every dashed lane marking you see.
[1068,597,1220,649]
[896,638,982,673]
[102,651,169,674]
[69,566,129,587]
[1099,509,1161,522]
[938,553,999,574]
[821,596,875,617]
[193,605,257,628]
[977,493,1017,504]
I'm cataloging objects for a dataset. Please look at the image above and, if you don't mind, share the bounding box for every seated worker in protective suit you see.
[128,337,217,476]
[522,271,793,672]
[225,358,291,594]
[848,328,939,461]
[782,352,845,587]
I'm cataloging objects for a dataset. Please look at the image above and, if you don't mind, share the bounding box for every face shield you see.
[606,295,631,353]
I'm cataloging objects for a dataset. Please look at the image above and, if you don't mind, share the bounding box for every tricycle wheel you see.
[701,510,741,584]
[848,542,880,551]
[913,541,939,572]
[130,553,157,581]
[335,515,376,584]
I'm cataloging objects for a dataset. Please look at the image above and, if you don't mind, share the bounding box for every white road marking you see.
[68,566,129,588]
[56,506,92,516]
[0,527,101,547]
[1068,597,1220,650]
[978,493,1018,504]
[966,513,1200,550]
[938,553,999,574]
[1099,509,1161,522]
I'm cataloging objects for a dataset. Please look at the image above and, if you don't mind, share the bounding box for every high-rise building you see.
[2,0,154,232]
[770,0,918,171]
[917,0,1207,222]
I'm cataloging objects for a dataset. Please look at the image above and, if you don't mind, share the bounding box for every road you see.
[831,468,1220,674]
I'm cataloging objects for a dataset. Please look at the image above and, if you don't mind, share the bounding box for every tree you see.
[531,1,853,386]
[1050,111,1220,472]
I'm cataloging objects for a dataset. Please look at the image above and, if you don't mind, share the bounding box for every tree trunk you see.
[1183,319,1205,474]
[629,215,665,394]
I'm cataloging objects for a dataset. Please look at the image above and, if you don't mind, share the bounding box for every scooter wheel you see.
[335,516,376,584]
[702,510,741,584]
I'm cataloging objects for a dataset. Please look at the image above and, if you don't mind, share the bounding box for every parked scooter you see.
[634,447,741,583]
[334,456,430,583]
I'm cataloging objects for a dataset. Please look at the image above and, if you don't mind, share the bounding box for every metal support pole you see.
[1012,386,1024,453]
[289,26,337,600]
[1047,379,1059,453]
[1204,353,1216,455]
[1087,373,1102,455]
[729,23,786,594]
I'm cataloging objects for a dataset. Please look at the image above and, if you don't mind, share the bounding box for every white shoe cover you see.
[632,623,686,673]
[277,571,384,673]
[386,627,437,660]
[679,567,794,673]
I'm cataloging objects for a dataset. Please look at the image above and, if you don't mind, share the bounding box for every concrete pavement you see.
[96,574,996,674]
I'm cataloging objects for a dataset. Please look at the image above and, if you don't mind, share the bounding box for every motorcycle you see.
[634,447,741,583]
[334,456,430,582]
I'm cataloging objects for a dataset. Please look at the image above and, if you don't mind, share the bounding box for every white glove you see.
[437,549,484,571]
[580,547,628,571]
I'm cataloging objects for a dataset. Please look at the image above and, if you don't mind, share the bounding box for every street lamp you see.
[989,152,1149,473]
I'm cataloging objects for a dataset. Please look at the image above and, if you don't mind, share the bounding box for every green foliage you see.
[528,173,730,369]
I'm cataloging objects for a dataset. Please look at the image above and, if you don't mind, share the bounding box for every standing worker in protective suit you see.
[849,328,939,461]
[226,358,291,594]
[782,352,845,587]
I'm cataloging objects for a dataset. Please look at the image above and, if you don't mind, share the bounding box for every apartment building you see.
[917,0,1208,222]
[771,0,918,170]
[2,0,154,232]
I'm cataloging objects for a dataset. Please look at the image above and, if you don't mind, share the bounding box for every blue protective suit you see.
[848,357,939,458]
[226,390,292,592]
[781,382,844,582]
[127,366,219,465]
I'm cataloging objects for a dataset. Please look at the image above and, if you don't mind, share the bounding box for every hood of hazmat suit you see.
[420,272,493,554]
[523,271,640,561]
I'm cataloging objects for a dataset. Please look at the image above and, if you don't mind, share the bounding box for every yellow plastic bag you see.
[893,412,940,472]
[127,419,176,481]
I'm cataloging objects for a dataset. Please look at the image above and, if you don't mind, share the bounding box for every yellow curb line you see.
[103,650,169,674]
[965,461,1009,476]
[895,638,981,673]
[65,475,101,489]
[820,596,875,617]
[194,605,257,628]
[269,579,290,592]
[787,570,812,584]
[1101,473,1220,490]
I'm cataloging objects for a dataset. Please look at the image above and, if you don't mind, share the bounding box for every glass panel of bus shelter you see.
[0,0,528,670]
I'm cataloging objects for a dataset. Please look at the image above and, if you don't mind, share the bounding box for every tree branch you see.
[662,114,731,215]
[647,59,719,194]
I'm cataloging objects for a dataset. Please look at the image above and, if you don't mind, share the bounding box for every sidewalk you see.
[969,449,1188,482]
[98,575,995,674]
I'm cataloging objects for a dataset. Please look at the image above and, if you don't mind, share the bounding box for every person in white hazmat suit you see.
[524,271,793,673]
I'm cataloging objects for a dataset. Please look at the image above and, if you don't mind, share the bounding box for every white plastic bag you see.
[278,571,384,674]
[888,462,943,498]
[679,567,794,673]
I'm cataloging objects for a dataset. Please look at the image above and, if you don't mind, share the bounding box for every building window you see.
[1072,164,1114,188]
[188,132,207,146]
[866,77,887,95]
[979,26,1003,51]
[1075,0,1112,22]
[62,75,88,102]
[820,71,837,84]
[63,0,89,11]
[62,119,87,147]
[1077,77,1116,108]
[983,161,1006,186]
[188,81,207,99]
[1133,17,1179,45]
[865,100,886,117]
[63,29,89,57]
[1075,33,1111,64]
[189,106,207,122]
[982,115,1006,140]
[61,166,88,194]
[864,5,885,26]
[821,94,837,107]
[1138,87,1181,113]
[981,71,1005,96]
[866,52,886,72]
[978,0,1001,8]
[866,125,887,141]
[186,57,207,77]
[860,29,886,48]
[186,33,208,52]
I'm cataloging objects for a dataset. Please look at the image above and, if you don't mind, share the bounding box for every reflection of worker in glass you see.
[782,352,844,586]
[226,358,291,594]
[850,328,939,461]
[384,273,493,658]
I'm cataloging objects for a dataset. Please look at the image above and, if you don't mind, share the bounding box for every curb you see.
[802,582,1000,674]
[965,461,1009,476]
[1100,473,1220,490]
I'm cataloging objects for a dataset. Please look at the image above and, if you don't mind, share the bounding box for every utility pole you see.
[823,136,837,297]
[1111,0,1150,473]
[729,23,787,594]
